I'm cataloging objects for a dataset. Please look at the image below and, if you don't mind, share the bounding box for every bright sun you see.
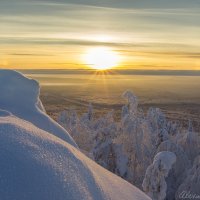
[84,47,120,70]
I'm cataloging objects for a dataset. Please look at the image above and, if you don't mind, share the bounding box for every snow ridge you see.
[0,69,77,147]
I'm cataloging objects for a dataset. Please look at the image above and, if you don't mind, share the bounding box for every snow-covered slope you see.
[0,112,150,200]
[0,70,150,200]
[0,69,77,147]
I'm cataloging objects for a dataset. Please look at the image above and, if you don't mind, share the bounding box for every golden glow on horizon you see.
[84,47,120,70]
[0,1,200,70]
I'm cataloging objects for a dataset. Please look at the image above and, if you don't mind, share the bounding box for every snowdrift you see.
[0,69,77,147]
[0,70,150,200]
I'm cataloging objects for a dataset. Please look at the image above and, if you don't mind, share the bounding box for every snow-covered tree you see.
[142,151,176,200]
[58,109,78,132]
[147,107,169,147]
[176,155,200,200]
[57,91,199,200]
[176,128,200,163]
[122,90,138,117]
[92,111,118,169]
[157,140,191,199]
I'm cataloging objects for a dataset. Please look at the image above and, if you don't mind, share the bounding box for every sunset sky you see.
[0,0,200,70]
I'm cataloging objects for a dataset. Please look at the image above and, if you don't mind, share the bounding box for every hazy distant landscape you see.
[22,69,200,131]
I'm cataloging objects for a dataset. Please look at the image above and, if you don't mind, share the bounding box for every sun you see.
[84,47,120,70]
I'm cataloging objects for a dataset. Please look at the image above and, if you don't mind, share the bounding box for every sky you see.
[0,0,200,70]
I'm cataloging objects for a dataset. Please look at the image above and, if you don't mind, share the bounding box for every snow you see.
[0,114,150,200]
[0,69,77,147]
[153,151,176,176]
[157,140,191,199]
[58,90,200,200]
[176,155,200,200]
[123,90,138,116]
[142,151,176,200]
[0,109,12,117]
[0,70,150,200]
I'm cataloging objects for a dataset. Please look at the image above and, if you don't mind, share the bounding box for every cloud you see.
[117,50,200,59]
[7,53,54,56]
[0,37,198,49]
[33,0,200,9]
[1,0,199,40]
[0,0,200,69]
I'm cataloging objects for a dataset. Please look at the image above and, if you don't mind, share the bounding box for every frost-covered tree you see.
[93,110,118,169]
[116,91,155,186]
[142,151,176,200]
[176,128,200,163]
[116,118,154,186]
[122,90,138,117]
[58,106,95,152]
[157,140,191,199]
[176,155,200,200]
[88,103,94,121]
[58,91,199,200]
[147,107,169,147]
[58,109,78,132]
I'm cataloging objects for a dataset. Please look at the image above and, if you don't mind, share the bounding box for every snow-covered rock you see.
[0,70,151,200]
[0,69,77,147]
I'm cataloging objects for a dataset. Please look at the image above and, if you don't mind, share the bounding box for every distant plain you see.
[22,69,200,131]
